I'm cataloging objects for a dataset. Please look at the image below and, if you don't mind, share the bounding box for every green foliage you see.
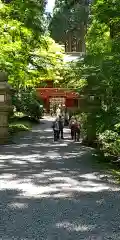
[83,1,120,152]
[86,20,110,55]
[12,88,43,120]
[49,0,89,44]
[0,0,66,122]
[98,130,120,157]
[0,0,64,89]
[114,123,120,134]
[58,58,88,93]
[1,0,47,33]
[92,0,120,39]
[9,123,30,134]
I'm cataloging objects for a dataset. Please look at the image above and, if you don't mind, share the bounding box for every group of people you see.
[52,115,64,141]
[52,115,81,142]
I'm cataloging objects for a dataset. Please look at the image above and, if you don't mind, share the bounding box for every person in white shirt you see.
[56,107,61,117]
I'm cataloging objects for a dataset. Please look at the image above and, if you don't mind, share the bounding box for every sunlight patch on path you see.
[0,170,119,199]
[55,221,95,232]
[8,202,28,209]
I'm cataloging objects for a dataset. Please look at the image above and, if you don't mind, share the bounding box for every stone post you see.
[0,72,12,144]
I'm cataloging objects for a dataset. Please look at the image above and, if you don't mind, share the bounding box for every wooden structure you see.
[65,23,86,54]
[36,80,79,112]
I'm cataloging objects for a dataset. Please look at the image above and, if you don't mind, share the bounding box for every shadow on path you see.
[0,117,120,239]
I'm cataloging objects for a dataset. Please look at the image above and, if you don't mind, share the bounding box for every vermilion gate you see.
[36,87,79,112]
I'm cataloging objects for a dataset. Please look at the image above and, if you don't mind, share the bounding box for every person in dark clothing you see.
[69,117,75,140]
[69,112,72,121]
[74,121,81,141]
[52,119,59,141]
[58,115,64,139]
[64,112,69,126]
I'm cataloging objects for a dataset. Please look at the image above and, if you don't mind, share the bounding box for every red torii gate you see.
[36,87,79,112]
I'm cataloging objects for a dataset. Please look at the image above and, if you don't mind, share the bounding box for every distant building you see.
[64,0,90,54]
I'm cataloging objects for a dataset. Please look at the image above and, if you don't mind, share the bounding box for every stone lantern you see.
[0,72,12,144]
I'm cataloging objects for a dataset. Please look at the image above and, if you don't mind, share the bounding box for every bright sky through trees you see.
[46,0,55,13]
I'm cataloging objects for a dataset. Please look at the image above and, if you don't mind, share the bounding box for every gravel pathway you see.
[0,117,120,240]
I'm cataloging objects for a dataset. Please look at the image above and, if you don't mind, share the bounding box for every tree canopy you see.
[1,0,47,33]
[49,0,89,44]
[0,0,64,89]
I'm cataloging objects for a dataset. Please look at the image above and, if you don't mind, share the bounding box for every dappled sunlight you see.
[32,128,53,133]
[55,221,96,232]
[31,142,69,147]
[1,117,120,239]
[0,173,17,180]
[39,136,53,139]
[0,153,46,163]
[80,172,118,185]
[0,128,120,199]
[80,173,99,179]
[63,151,86,159]
[8,202,28,209]
[44,128,53,132]
[3,144,32,149]
[0,165,120,199]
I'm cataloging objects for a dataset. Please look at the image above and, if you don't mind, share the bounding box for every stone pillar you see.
[0,72,12,144]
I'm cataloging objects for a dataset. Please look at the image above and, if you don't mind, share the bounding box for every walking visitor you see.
[74,120,81,141]
[64,111,69,126]
[69,116,76,140]
[56,106,61,117]
[52,118,59,141]
[58,115,64,139]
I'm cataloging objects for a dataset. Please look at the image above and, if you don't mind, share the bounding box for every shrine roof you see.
[36,88,79,99]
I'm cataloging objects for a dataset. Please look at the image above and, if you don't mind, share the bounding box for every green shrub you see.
[98,130,120,157]
[9,123,30,134]
[114,123,120,134]
[12,88,43,120]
